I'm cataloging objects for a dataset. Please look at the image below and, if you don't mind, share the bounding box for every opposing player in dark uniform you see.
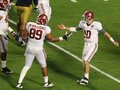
[15,0,33,46]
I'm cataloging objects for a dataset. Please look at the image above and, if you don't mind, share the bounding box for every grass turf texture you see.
[0,0,120,90]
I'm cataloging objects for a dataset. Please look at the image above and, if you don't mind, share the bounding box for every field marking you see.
[103,0,109,1]
[9,19,120,84]
[70,0,77,3]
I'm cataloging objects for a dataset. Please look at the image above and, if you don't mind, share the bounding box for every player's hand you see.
[58,24,66,30]
[113,41,119,47]
[62,31,73,41]
[20,30,29,39]
[11,31,16,37]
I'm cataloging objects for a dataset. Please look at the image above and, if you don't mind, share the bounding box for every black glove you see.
[62,35,68,41]
[62,31,73,41]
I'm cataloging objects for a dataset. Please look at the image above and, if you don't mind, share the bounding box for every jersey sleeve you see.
[46,26,51,34]
[96,22,103,31]
[78,20,85,28]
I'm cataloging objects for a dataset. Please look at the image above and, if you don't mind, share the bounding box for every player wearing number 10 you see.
[16,14,69,89]
[58,11,119,85]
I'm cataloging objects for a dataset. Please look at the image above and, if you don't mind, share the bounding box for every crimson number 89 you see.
[29,28,43,40]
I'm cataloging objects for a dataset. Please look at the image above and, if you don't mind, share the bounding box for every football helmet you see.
[36,14,48,25]
[83,11,94,20]
[0,0,9,10]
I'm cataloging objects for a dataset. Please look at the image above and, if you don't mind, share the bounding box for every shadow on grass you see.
[48,60,98,90]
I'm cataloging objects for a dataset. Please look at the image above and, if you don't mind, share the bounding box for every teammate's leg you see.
[0,36,13,74]
[77,43,98,85]
[36,49,54,87]
[16,54,34,88]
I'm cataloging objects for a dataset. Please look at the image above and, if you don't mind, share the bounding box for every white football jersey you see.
[78,20,103,43]
[26,22,51,48]
[0,10,8,33]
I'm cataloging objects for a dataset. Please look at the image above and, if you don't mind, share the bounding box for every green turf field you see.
[0,0,120,90]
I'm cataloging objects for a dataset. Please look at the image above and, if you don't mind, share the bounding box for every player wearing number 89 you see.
[16,14,69,89]
[58,11,119,85]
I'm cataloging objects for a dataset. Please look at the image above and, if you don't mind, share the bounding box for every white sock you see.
[84,73,89,79]
[1,61,6,68]
[18,66,30,83]
[43,76,48,83]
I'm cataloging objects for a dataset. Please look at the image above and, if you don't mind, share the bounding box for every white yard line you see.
[9,19,120,84]
[70,0,77,3]
[103,0,109,1]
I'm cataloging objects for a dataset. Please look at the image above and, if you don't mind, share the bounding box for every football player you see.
[16,14,70,89]
[37,0,51,22]
[0,0,16,74]
[15,0,34,46]
[58,11,119,85]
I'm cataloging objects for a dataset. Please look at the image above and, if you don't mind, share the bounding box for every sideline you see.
[9,19,120,84]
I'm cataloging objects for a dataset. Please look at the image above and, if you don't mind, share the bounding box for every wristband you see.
[69,27,77,32]
[110,37,114,42]
[8,27,14,32]
[59,37,63,41]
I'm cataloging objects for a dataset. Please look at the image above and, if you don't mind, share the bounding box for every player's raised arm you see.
[58,23,81,32]
[45,31,72,42]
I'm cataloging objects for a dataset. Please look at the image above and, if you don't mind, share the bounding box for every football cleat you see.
[44,81,54,87]
[1,67,14,74]
[16,83,23,89]
[77,77,89,85]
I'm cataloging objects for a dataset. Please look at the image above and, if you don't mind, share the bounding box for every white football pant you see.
[38,3,52,22]
[82,42,98,62]
[24,46,47,68]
